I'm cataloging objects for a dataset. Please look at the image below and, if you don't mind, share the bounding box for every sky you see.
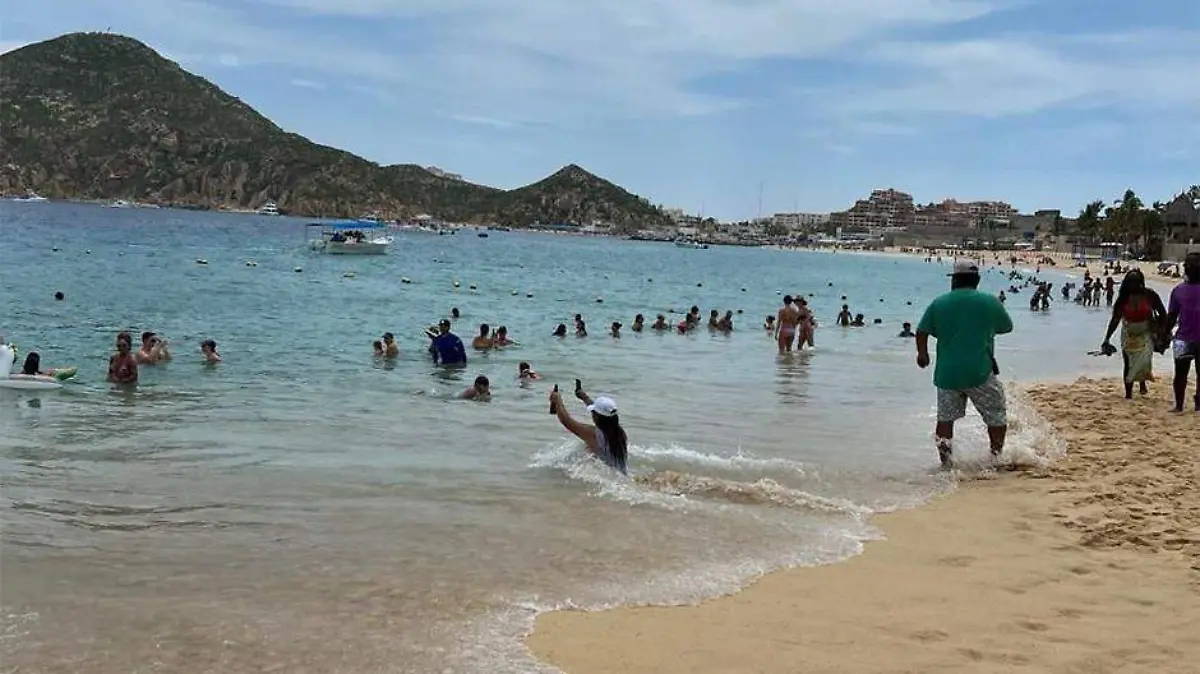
[1,0,1197,220]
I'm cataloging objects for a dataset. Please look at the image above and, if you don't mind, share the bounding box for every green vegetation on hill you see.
[0,32,673,228]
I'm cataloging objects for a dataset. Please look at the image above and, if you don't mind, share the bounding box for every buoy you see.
[196,259,208,265]
[293,267,302,273]
[401,277,412,284]
[741,288,746,292]
[85,249,92,254]
[696,283,702,287]
[596,297,604,303]
[246,260,257,267]
[453,281,461,288]
[906,301,912,306]
[343,272,356,278]
[52,247,60,252]
[879,298,884,302]
[469,284,477,291]
[647,278,653,282]
[526,292,533,298]
[511,289,518,296]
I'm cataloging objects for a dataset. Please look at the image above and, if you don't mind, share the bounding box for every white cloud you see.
[450,114,516,129]
[289,78,325,89]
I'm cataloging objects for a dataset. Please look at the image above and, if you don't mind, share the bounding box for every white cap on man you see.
[948,259,980,276]
[587,396,618,417]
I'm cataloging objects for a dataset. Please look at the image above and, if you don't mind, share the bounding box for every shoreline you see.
[525,376,1199,673]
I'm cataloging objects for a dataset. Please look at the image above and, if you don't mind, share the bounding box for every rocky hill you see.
[0,32,672,228]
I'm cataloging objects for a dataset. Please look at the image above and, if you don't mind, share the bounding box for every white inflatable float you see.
[0,343,71,390]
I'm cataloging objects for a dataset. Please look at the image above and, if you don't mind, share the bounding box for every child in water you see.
[372,340,384,357]
[462,375,491,400]
[200,339,222,364]
[518,362,540,380]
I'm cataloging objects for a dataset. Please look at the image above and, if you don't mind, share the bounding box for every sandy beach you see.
[527,378,1199,674]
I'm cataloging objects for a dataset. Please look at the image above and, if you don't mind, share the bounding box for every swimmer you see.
[651,315,669,331]
[716,310,734,332]
[494,326,515,346]
[850,313,865,327]
[686,306,701,328]
[548,384,628,474]
[576,321,588,337]
[107,331,138,384]
[461,375,491,400]
[381,332,399,357]
[797,297,816,348]
[20,352,47,375]
[451,307,461,320]
[776,295,800,354]
[472,323,493,350]
[836,304,853,327]
[574,314,585,333]
[136,331,171,364]
[707,310,720,329]
[764,315,775,332]
[898,322,916,338]
[372,340,384,357]
[631,314,645,333]
[552,323,568,337]
[54,291,64,301]
[610,321,622,338]
[518,362,540,380]
[200,339,222,364]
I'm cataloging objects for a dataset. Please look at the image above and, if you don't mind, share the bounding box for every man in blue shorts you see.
[916,260,1014,468]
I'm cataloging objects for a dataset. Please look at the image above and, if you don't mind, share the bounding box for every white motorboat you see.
[10,192,47,202]
[306,221,393,255]
[259,201,281,216]
[674,238,709,249]
[106,199,132,208]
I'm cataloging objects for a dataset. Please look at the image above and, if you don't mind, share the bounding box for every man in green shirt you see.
[916,259,1014,468]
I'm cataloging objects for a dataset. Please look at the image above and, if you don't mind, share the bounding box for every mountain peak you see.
[0,31,671,229]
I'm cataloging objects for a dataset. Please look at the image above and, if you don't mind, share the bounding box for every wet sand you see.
[527,377,1200,673]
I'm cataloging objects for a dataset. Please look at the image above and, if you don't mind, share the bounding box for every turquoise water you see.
[1,202,1114,673]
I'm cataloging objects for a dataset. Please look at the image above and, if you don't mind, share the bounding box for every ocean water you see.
[1,202,1119,673]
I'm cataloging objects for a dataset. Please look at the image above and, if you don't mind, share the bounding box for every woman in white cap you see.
[549,384,628,475]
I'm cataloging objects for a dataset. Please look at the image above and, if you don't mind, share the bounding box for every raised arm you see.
[551,390,597,452]
[1102,302,1123,344]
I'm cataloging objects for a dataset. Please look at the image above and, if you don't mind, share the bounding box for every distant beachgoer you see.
[1100,270,1165,399]
[764,315,775,332]
[836,304,852,327]
[429,319,467,365]
[776,295,800,354]
[21,352,43,375]
[1162,252,1200,412]
[998,290,1007,304]
[574,314,585,333]
[576,321,588,337]
[200,339,222,364]
[707,310,721,329]
[1105,276,1116,306]
[850,313,865,327]
[610,321,622,338]
[108,332,139,384]
[372,340,384,356]
[495,326,514,346]
[796,298,815,347]
[652,315,669,331]
[549,385,628,475]
[472,323,493,350]
[631,314,645,332]
[898,322,916,338]
[462,375,490,400]
[916,260,1014,467]
[685,306,701,329]
[518,361,539,380]
[552,323,568,337]
[381,332,400,357]
[136,331,171,364]
[716,310,734,332]
[451,307,461,320]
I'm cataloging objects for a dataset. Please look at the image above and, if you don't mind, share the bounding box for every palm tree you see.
[1077,199,1105,242]
[1113,188,1144,247]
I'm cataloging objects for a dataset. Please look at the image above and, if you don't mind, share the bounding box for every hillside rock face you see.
[0,32,672,228]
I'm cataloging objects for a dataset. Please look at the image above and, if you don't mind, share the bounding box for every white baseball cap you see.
[587,396,618,417]
[948,259,980,276]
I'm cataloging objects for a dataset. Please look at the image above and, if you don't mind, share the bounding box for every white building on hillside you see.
[773,212,830,231]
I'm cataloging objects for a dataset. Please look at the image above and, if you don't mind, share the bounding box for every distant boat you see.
[106,199,132,208]
[478,231,489,238]
[258,201,280,216]
[675,238,709,249]
[306,221,393,255]
[10,192,47,202]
